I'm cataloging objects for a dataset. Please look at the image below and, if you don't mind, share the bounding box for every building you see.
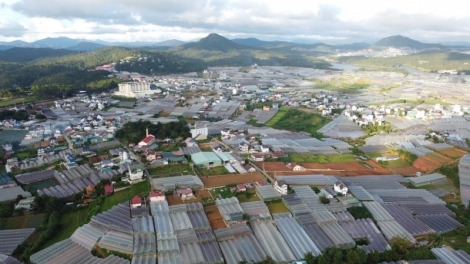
[274,180,288,195]
[128,163,144,181]
[237,184,246,192]
[286,162,305,171]
[216,197,244,225]
[191,152,222,168]
[114,82,162,98]
[15,197,35,210]
[376,155,399,162]
[190,127,208,139]
[149,191,165,202]
[409,173,447,187]
[131,195,142,208]
[260,145,270,153]
[139,135,156,147]
[244,164,256,173]
[180,188,194,200]
[104,184,114,195]
[333,181,348,195]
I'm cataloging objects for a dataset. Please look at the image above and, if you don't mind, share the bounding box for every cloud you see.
[6,0,470,42]
[0,20,26,37]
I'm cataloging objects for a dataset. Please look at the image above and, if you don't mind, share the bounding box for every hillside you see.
[0,47,77,63]
[339,51,470,72]
[65,41,106,51]
[172,33,249,52]
[170,33,331,68]
[371,35,444,50]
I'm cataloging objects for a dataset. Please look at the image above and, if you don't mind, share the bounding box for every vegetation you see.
[347,206,373,220]
[288,153,355,163]
[439,163,460,187]
[267,108,330,138]
[339,51,470,72]
[196,166,230,176]
[148,164,192,177]
[311,78,371,93]
[0,109,29,121]
[397,149,418,163]
[265,107,289,126]
[115,119,190,145]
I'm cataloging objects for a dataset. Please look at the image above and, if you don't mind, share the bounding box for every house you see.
[244,164,256,173]
[101,160,115,168]
[274,180,288,195]
[239,142,249,152]
[104,184,114,195]
[263,105,270,111]
[181,188,194,200]
[237,184,246,192]
[251,153,265,162]
[334,181,348,196]
[191,127,208,138]
[221,128,232,137]
[131,195,142,208]
[260,145,270,153]
[15,197,35,210]
[146,152,157,162]
[286,162,306,171]
[128,163,144,181]
[139,134,156,147]
[376,155,399,162]
[86,185,95,195]
[185,137,197,147]
[150,191,166,202]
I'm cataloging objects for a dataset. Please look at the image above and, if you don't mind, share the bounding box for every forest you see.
[115,119,190,144]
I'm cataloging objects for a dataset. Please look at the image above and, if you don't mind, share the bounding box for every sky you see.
[0,0,469,44]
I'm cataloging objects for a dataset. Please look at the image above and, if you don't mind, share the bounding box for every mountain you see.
[336,42,370,50]
[154,39,185,47]
[232,37,368,51]
[31,37,83,49]
[0,47,76,62]
[371,35,444,50]
[65,41,106,51]
[172,33,249,52]
[231,38,277,47]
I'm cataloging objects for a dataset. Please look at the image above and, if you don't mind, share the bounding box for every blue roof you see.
[0,173,13,185]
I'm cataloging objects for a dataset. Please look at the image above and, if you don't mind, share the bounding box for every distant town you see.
[1,58,470,263]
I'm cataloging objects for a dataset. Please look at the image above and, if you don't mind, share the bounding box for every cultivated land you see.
[204,205,226,230]
[0,214,45,229]
[200,172,266,188]
[289,153,356,163]
[265,106,289,126]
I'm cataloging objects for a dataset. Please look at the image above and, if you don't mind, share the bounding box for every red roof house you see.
[131,195,142,208]
[138,135,156,146]
[237,184,246,192]
[180,188,194,200]
[104,184,114,196]
[150,191,166,202]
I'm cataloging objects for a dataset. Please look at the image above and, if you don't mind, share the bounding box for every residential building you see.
[131,195,142,208]
[244,164,256,173]
[150,191,166,202]
[128,163,144,181]
[139,135,155,147]
[239,142,249,152]
[260,145,270,153]
[237,184,246,192]
[191,127,208,138]
[334,181,348,195]
[274,180,288,195]
[114,82,161,98]
[181,188,194,200]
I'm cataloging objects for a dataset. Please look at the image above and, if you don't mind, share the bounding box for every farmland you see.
[204,205,226,230]
[288,153,356,163]
[200,172,266,188]
[0,214,45,230]
[265,106,289,126]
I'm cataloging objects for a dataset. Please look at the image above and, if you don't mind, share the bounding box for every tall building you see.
[459,154,470,207]
[114,82,161,98]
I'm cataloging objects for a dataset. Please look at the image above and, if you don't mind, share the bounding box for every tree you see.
[319,196,329,204]
[345,248,367,264]
[390,237,412,259]
[304,251,317,264]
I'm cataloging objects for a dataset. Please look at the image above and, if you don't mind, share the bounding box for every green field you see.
[265,107,289,126]
[267,108,331,138]
[382,159,411,169]
[100,180,150,212]
[197,166,230,176]
[236,190,260,203]
[266,201,290,214]
[289,153,356,163]
[0,214,45,230]
[40,209,87,250]
[0,97,36,107]
[148,164,192,177]
[312,78,370,93]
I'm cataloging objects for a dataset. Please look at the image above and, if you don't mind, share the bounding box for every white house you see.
[260,145,270,153]
[128,164,144,181]
[274,180,288,195]
[239,142,249,152]
[181,188,194,200]
[221,128,232,137]
[333,181,348,196]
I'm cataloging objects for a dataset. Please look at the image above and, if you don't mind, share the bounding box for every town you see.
[1,63,470,264]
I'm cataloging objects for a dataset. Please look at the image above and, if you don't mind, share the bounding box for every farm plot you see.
[0,214,45,230]
[438,148,467,159]
[200,172,265,188]
[204,205,226,230]
[265,107,289,126]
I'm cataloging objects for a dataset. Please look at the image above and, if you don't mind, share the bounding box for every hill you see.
[0,47,77,63]
[172,33,249,52]
[339,51,470,72]
[371,35,444,50]
[31,37,83,49]
[65,41,106,51]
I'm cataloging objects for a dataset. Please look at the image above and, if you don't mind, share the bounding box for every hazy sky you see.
[0,0,469,43]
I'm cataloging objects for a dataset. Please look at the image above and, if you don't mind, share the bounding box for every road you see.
[64,135,74,150]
